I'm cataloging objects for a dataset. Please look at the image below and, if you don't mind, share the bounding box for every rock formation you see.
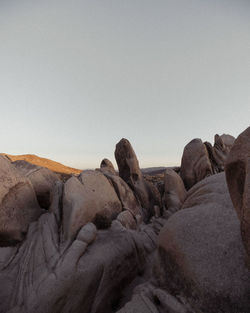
[213,134,235,170]
[163,168,187,213]
[103,172,141,218]
[63,170,122,239]
[180,138,213,189]
[12,160,60,209]
[100,158,117,175]
[115,138,161,221]
[225,127,250,261]
[0,156,41,246]
[0,127,249,313]
[180,134,235,189]
[204,134,235,173]
[156,173,250,313]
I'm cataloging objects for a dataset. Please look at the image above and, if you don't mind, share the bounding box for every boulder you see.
[0,156,41,246]
[100,158,117,175]
[0,212,157,313]
[63,171,122,239]
[225,126,250,259]
[115,138,158,221]
[163,168,187,212]
[180,138,213,189]
[156,173,250,313]
[13,160,60,209]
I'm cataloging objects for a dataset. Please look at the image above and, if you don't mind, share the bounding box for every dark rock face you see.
[102,171,141,218]
[117,283,192,313]
[156,173,250,313]
[0,156,41,246]
[180,139,213,189]
[115,138,160,221]
[225,127,250,260]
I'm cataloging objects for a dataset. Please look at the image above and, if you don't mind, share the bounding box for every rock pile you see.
[0,127,249,313]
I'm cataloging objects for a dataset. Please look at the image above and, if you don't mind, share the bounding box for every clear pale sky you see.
[0,0,249,169]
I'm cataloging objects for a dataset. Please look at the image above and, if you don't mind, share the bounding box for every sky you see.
[0,0,249,169]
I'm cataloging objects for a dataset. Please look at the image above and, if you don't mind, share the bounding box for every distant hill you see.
[1,153,82,175]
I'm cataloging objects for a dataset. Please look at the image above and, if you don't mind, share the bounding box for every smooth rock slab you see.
[157,173,250,313]
[63,171,122,239]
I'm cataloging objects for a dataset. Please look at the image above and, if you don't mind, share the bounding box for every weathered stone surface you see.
[156,173,250,313]
[13,160,60,209]
[103,171,141,217]
[0,156,41,246]
[225,126,250,259]
[163,168,187,212]
[49,180,63,222]
[213,134,235,171]
[117,210,137,229]
[204,141,220,174]
[100,158,117,175]
[117,283,193,313]
[0,211,157,313]
[63,171,122,239]
[77,222,97,244]
[115,138,159,221]
[180,138,213,189]
[204,134,235,174]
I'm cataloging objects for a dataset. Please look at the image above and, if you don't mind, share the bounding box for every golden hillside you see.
[3,154,82,175]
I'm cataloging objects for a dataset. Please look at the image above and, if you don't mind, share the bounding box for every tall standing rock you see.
[100,158,117,175]
[0,156,41,246]
[180,138,213,189]
[115,138,158,221]
[225,126,250,260]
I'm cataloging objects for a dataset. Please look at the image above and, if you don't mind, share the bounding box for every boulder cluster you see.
[180,134,235,190]
[0,128,249,313]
